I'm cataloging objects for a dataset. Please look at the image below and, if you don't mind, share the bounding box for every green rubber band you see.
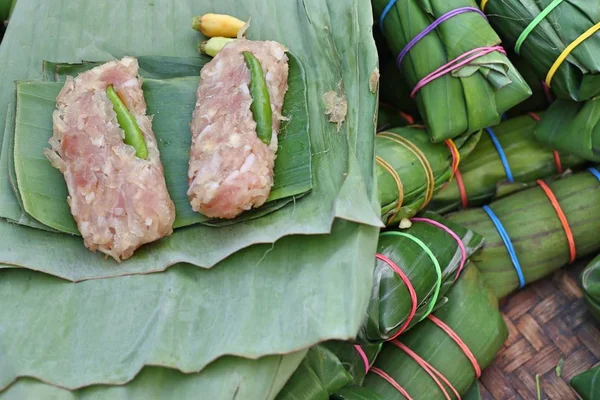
[515,0,565,54]
[380,231,442,321]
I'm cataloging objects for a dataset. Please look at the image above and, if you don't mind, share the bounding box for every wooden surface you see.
[480,263,600,399]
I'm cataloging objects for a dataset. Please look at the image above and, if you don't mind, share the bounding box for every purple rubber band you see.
[396,6,487,70]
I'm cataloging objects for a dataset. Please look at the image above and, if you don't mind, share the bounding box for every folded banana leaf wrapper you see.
[0,0,383,397]
[535,97,600,162]
[582,254,600,324]
[429,113,586,213]
[372,0,532,142]
[377,126,481,225]
[480,0,600,102]
[505,54,554,117]
[571,364,600,400]
[359,214,484,343]
[361,265,507,400]
[448,168,600,298]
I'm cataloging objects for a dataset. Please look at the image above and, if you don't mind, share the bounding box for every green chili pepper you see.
[243,51,273,146]
[106,85,148,159]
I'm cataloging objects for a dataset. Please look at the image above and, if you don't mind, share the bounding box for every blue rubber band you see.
[483,205,526,288]
[379,0,397,27]
[486,127,514,183]
[501,113,508,121]
[589,167,600,182]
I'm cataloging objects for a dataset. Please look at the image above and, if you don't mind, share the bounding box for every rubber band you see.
[376,253,418,339]
[411,46,506,98]
[399,111,415,125]
[378,132,435,210]
[354,345,371,374]
[427,315,482,378]
[380,231,442,320]
[371,367,414,400]
[396,7,487,69]
[379,0,398,28]
[546,22,600,87]
[589,167,600,182]
[444,139,461,180]
[455,169,468,209]
[392,340,459,400]
[528,113,563,173]
[542,81,554,104]
[515,0,565,54]
[480,0,488,12]
[501,113,508,121]
[483,205,526,288]
[412,218,466,282]
[537,180,576,263]
[376,155,404,224]
[407,124,426,129]
[486,127,514,183]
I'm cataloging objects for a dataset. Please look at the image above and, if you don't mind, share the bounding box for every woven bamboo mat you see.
[480,261,600,399]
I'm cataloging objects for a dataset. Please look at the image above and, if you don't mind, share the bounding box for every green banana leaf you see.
[0,352,307,400]
[480,0,600,101]
[377,126,481,225]
[359,213,484,343]
[276,343,380,400]
[362,265,507,400]
[505,55,553,117]
[372,0,532,142]
[13,58,311,232]
[571,364,600,400]
[0,0,380,397]
[582,254,600,323]
[429,113,586,213]
[448,169,600,298]
[333,386,385,400]
[464,382,483,400]
[535,97,600,162]
[0,0,382,281]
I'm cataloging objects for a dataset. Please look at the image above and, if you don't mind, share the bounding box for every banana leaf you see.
[276,343,381,400]
[535,97,600,162]
[377,103,414,132]
[13,60,312,232]
[333,387,384,400]
[0,352,307,400]
[0,0,380,396]
[571,365,600,400]
[448,169,600,298]
[359,213,484,343]
[480,0,600,101]
[0,0,382,281]
[505,55,553,117]
[377,126,481,225]
[582,254,600,323]
[372,0,532,142]
[362,265,507,400]
[430,113,586,213]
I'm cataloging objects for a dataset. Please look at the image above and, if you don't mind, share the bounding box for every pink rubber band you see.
[428,315,482,378]
[376,254,418,339]
[410,46,506,98]
[411,218,466,282]
[354,345,371,374]
[371,367,414,400]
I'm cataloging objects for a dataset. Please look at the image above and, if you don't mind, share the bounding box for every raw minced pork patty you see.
[45,56,176,262]
[188,39,289,219]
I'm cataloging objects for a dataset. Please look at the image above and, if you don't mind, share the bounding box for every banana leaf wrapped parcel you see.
[429,113,585,213]
[582,254,600,324]
[535,97,600,162]
[361,266,507,400]
[377,126,481,225]
[480,0,600,102]
[372,0,531,142]
[448,168,600,298]
[571,364,600,400]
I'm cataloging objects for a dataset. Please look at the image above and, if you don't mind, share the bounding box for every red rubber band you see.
[528,112,563,174]
[392,340,460,400]
[376,254,418,339]
[371,367,414,400]
[354,345,370,374]
[528,112,540,122]
[455,169,468,209]
[536,180,576,263]
[399,111,415,125]
[427,315,481,378]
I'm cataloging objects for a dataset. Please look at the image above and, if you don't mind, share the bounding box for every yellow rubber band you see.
[376,155,404,224]
[378,132,435,210]
[546,22,600,87]
[480,0,488,12]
